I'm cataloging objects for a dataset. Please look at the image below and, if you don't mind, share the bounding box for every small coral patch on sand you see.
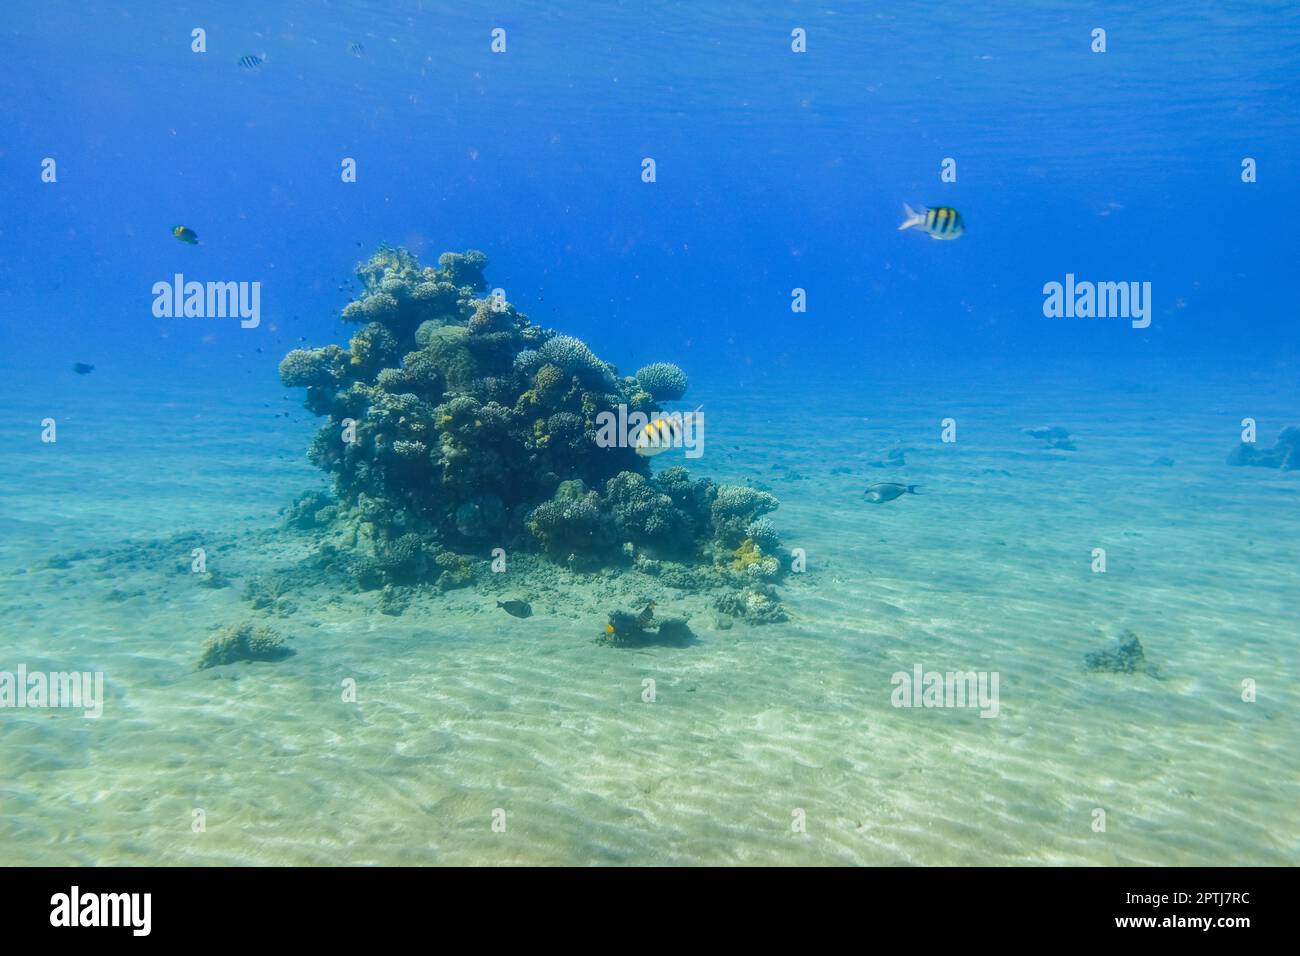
[1083,630,1158,676]
[1228,424,1300,470]
[197,622,294,670]
[714,584,789,624]
[599,603,696,646]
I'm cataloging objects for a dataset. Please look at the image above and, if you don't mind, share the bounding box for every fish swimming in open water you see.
[633,414,683,457]
[899,203,964,240]
[172,225,199,245]
[864,482,920,503]
[72,363,95,375]
[497,600,533,618]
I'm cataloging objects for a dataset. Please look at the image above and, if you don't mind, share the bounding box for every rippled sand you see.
[1,364,1296,865]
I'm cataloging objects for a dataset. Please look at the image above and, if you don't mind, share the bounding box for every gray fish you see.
[868,447,907,468]
[1023,425,1071,442]
[497,600,532,618]
[863,482,920,504]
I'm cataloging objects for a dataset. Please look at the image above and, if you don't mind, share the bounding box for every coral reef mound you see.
[279,247,785,597]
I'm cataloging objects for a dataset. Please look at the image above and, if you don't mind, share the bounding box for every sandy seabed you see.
[1,364,1296,865]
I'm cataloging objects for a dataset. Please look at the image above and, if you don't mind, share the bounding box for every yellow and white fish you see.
[633,414,683,457]
[633,407,701,457]
[899,203,964,240]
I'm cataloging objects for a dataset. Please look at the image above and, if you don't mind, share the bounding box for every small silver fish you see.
[863,482,920,504]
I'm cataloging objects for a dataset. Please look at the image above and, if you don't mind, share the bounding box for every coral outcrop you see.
[197,622,294,670]
[1083,630,1157,676]
[599,603,696,646]
[279,247,786,605]
[1228,425,1300,470]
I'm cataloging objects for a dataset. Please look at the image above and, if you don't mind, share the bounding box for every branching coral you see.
[710,486,779,550]
[634,362,688,401]
[539,335,614,386]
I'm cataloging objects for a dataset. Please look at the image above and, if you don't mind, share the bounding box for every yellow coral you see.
[728,537,763,572]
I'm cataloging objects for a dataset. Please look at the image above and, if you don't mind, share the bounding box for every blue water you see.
[1,3,1297,865]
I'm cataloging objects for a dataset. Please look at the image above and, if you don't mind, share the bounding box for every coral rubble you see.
[279,246,786,609]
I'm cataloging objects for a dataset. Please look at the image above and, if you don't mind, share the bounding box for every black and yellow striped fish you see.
[633,414,683,457]
[899,203,965,240]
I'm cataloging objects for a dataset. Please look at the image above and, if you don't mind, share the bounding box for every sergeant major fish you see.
[632,407,703,458]
[633,414,683,457]
[899,203,964,240]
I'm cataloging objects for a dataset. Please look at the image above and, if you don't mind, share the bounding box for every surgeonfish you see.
[898,203,964,240]
[864,481,921,504]
[497,600,533,618]
[172,225,199,245]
